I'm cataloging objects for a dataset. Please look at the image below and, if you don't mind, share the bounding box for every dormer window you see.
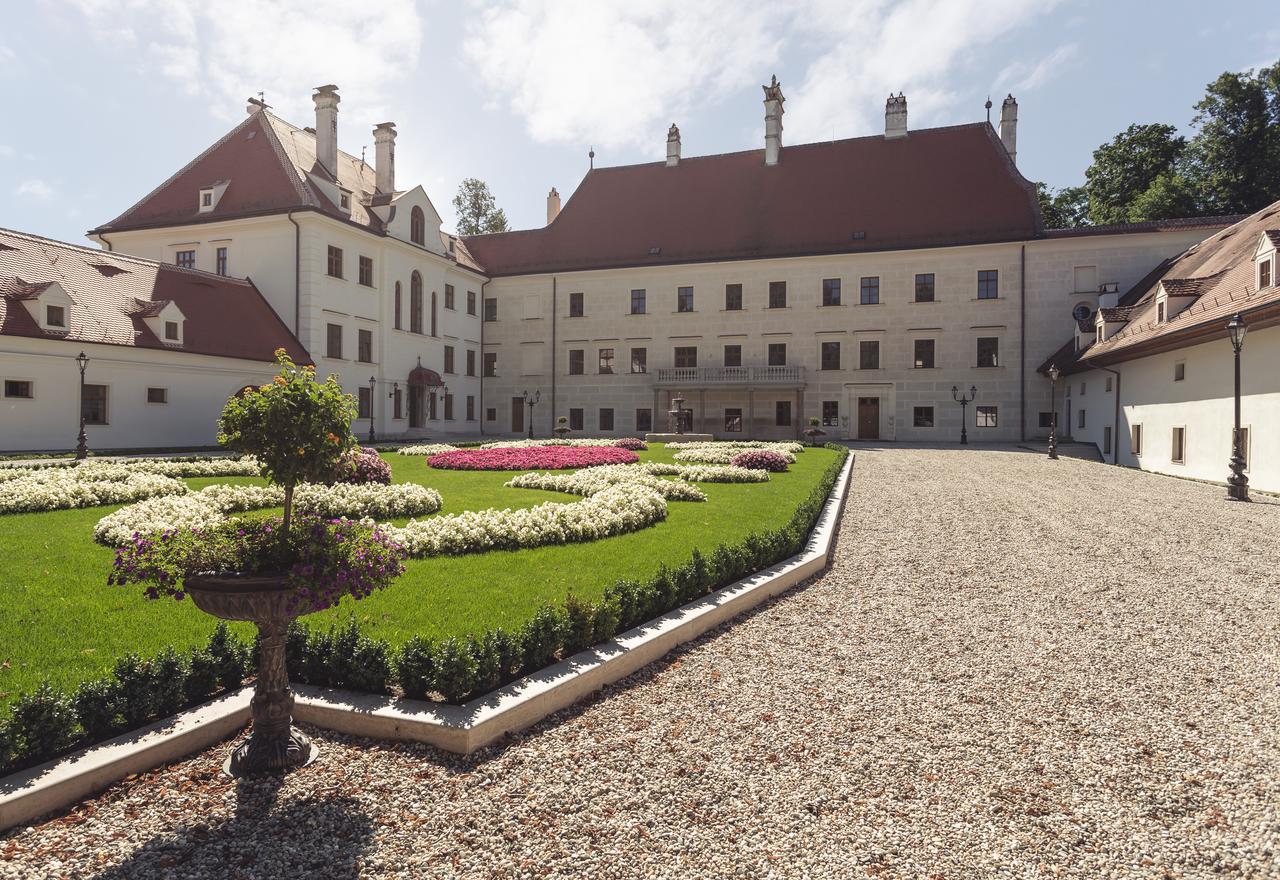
[197,180,230,214]
[339,190,351,211]
[201,191,213,208]
[1260,257,1273,290]
[1157,299,1166,323]
[1096,325,1103,344]
[164,320,179,341]
[46,305,66,328]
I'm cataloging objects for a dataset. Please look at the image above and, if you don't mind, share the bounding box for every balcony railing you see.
[653,365,806,386]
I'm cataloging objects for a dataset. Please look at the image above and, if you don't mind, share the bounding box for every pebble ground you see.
[4,446,1278,879]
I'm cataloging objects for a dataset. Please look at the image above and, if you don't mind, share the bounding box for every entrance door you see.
[408,388,425,428]
[511,397,525,434]
[857,397,880,440]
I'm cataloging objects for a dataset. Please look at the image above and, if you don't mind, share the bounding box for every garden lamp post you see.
[669,393,685,435]
[367,376,377,444]
[1226,312,1249,502]
[522,389,540,439]
[951,385,976,445]
[1047,365,1060,460]
[74,351,90,460]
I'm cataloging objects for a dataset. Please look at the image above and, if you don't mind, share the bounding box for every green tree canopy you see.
[1084,123,1187,225]
[1036,182,1089,229]
[1185,64,1280,215]
[452,178,510,236]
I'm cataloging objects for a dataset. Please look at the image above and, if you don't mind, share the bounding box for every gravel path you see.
[5,446,1279,879]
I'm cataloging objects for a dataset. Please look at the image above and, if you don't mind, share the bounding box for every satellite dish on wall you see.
[1072,303,1091,322]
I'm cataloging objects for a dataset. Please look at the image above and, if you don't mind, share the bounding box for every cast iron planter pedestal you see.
[186,574,317,777]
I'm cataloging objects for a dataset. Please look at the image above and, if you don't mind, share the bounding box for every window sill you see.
[911,299,939,304]
[627,312,648,317]
[673,310,697,315]
[973,297,1001,302]
[820,303,846,308]
[766,305,791,311]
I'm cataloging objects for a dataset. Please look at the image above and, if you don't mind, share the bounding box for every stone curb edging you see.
[0,451,853,833]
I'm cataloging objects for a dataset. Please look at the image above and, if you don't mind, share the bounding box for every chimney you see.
[884,92,907,139]
[763,75,785,166]
[1097,282,1120,310]
[666,123,681,166]
[246,96,267,116]
[547,187,561,224]
[1000,94,1018,165]
[312,84,341,177]
[373,122,397,193]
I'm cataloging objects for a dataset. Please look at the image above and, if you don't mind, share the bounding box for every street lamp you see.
[1047,365,1060,460]
[367,376,377,444]
[1226,312,1249,502]
[521,389,540,439]
[951,385,976,445]
[74,351,90,460]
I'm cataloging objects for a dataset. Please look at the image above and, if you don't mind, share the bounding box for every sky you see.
[2,0,1277,247]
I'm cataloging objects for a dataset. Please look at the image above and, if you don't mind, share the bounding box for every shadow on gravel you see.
[91,778,373,879]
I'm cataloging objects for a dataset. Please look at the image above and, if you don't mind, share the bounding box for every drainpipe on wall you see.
[551,276,558,435]
[1019,244,1026,442]
[478,278,489,436]
[1100,365,1122,464]
[287,211,301,337]
[99,233,114,252]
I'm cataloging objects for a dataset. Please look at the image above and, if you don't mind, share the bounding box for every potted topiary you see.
[108,351,405,776]
[554,415,571,437]
[803,416,826,446]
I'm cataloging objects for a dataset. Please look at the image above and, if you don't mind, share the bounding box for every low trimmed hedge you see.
[0,445,847,775]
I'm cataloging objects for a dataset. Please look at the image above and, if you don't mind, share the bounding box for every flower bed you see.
[478,438,640,449]
[507,464,708,501]
[398,444,459,457]
[673,447,797,465]
[334,447,392,484]
[665,440,805,455]
[731,450,791,472]
[0,465,189,515]
[428,446,638,471]
[673,464,770,483]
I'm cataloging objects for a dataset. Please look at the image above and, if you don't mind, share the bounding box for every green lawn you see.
[0,444,840,705]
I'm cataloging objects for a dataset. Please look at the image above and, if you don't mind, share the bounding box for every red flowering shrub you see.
[335,447,392,485]
[613,437,648,451]
[428,446,639,471]
[730,450,790,472]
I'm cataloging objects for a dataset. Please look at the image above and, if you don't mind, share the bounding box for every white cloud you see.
[0,144,15,160]
[65,0,423,128]
[992,42,1079,96]
[15,179,54,200]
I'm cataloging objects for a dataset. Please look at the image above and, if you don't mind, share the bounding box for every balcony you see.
[653,365,806,387]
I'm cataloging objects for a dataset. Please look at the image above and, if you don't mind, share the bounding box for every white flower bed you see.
[0,465,188,515]
[479,438,635,449]
[670,464,770,483]
[506,464,707,501]
[672,447,797,465]
[398,444,459,457]
[0,456,258,476]
[665,440,805,454]
[293,482,442,519]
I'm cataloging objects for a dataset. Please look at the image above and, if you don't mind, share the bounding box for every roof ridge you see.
[262,110,380,182]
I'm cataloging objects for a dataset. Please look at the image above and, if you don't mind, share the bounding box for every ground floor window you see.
[1103,426,1112,455]
[466,395,476,421]
[1078,409,1086,429]
[633,408,651,432]
[975,404,997,428]
[822,400,839,427]
[1171,426,1186,463]
[1131,424,1142,455]
[393,388,403,419]
[357,386,371,419]
[82,384,108,425]
[913,406,934,428]
[724,408,743,432]
[775,400,791,427]
[486,407,497,422]
[4,380,33,399]
[444,393,454,420]
[599,408,614,431]
[569,408,584,431]
[1038,412,1053,428]
[145,387,167,405]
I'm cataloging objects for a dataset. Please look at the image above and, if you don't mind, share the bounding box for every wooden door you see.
[857,397,879,440]
[511,397,524,434]
[408,388,424,428]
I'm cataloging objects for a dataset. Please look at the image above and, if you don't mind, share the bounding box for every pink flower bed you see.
[427,446,639,471]
[613,437,648,451]
[730,449,790,472]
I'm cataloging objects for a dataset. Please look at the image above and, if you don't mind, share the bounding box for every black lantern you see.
[1047,365,1060,460]
[951,385,976,445]
[521,389,540,439]
[1226,313,1249,501]
[74,351,90,460]
[367,376,377,443]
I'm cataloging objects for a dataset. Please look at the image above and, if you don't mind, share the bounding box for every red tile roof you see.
[1043,215,1245,238]
[464,123,1041,276]
[0,227,308,364]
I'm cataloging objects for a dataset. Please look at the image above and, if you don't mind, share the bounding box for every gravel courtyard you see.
[4,446,1278,879]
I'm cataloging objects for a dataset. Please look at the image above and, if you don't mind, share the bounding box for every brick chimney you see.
[547,187,561,224]
[373,122,397,193]
[666,123,681,166]
[1000,94,1018,166]
[763,75,785,166]
[312,84,340,177]
[884,93,907,139]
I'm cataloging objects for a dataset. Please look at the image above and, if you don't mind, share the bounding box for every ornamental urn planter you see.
[185,574,317,777]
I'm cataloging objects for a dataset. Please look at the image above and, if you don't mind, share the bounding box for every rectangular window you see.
[913,406,935,428]
[767,343,787,366]
[568,349,584,375]
[393,387,403,420]
[1078,409,1086,429]
[859,276,880,305]
[768,281,787,309]
[976,337,999,368]
[1105,376,1113,393]
[467,290,477,315]
[326,323,343,359]
[1038,412,1053,429]
[822,278,841,306]
[45,305,65,328]
[976,405,998,428]
[4,380,33,399]
[358,329,373,363]
[1171,426,1186,463]
[859,340,880,370]
[914,273,935,302]
[913,339,935,369]
[674,346,698,368]
[598,348,615,374]
[630,347,647,374]
[164,320,179,341]
[977,269,999,299]
[201,191,212,207]
[175,250,195,270]
[358,256,374,287]
[569,291,584,317]
[599,408,614,431]
[466,395,476,421]
[1174,361,1185,381]
[444,284,455,310]
[677,286,694,312]
[82,384,107,425]
[466,350,476,377]
[636,408,652,432]
[1158,300,1167,323]
[723,344,742,368]
[569,408,584,431]
[1104,426,1113,455]
[1080,381,1086,396]
[357,386,371,419]
[1261,259,1273,289]
[483,352,497,377]
[326,246,343,278]
[443,345,455,373]
[724,284,742,311]
[724,408,743,432]
[486,407,497,422]
[822,400,839,427]
[444,393,454,420]
[1132,424,1143,455]
[483,297,497,322]
[820,341,841,371]
[215,247,228,276]
[775,400,792,427]
[630,289,646,315]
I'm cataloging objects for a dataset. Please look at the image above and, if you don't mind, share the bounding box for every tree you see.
[1127,171,1200,222]
[452,178,509,236]
[1036,182,1090,229]
[1185,64,1280,215]
[1084,124,1187,225]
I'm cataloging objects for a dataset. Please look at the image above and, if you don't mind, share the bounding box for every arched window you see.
[394,281,402,330]
[411,206,425,246]
[410,272,423,334]
[430,291,438,337]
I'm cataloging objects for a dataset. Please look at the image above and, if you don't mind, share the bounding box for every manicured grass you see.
[0,444,840,706]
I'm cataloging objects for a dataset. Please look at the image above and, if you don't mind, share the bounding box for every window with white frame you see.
[1171,426,1186,463]
[147,387,167,404]
[975,405,998,427]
